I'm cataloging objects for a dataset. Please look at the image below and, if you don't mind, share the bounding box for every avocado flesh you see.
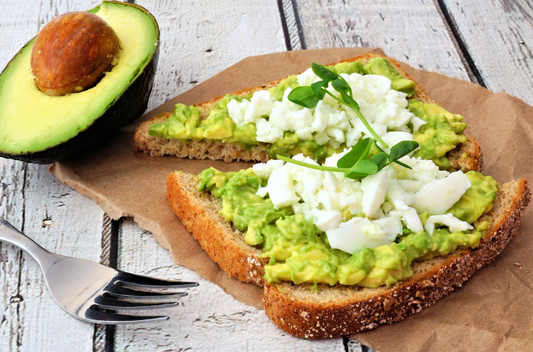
[199,167,497,287]
[0,2,159,163]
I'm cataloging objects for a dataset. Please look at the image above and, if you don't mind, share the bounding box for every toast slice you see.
[134,53,481,173]
[167,170,530,339]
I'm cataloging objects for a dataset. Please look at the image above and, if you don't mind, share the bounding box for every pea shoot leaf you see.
[331,79,350,94]
[312,63,339,82]
[393,159,412,169]
[337,138,372,168]
[389,140,419,162]
[339,90,359,110]
[369,152,389,171]
[346,160,378,179]
[311,80,327,99]
[287,86,320,109]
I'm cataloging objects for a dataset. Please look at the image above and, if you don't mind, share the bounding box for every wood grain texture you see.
[0,1,106,352]
[292,0,470,79]
[0,164,107,352]
[15,164,105,352]
[442,0,533,104]
[0,160,26,352]
[143,0,287,111]
[279,0,303,50]
[115,219,346,351]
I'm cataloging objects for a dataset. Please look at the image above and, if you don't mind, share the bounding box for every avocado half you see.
[0,1,159,163]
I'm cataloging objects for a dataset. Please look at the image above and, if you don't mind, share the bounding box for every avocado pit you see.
[31,11,120,96]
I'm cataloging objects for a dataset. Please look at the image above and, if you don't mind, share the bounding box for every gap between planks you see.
[277,0,304,50]
[433,0,487,87]
[93,216,120,352]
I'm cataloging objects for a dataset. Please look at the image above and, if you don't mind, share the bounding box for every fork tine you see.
[116,271,199,289]
[93,296,178,310]
[85,308,168,325]
[84,308,169,324]
[104,285,187,302]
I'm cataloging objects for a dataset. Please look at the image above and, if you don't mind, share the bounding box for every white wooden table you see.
[1,0,532,351]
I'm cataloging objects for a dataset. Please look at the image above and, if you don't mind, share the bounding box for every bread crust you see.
[134,53,481,172]
[166,172,267,286]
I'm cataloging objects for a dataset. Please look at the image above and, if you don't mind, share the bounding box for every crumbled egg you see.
[381,131,414,152]
[227,71,420,151]
[312,209,342,231]
[252,159,284,179]
[413,171,471,214]
[361,168,389,218]
[237,66,472,254]
[390,207,424,233]
[254,153,474,255]
[267,167,300,208]
[327,217,402,254]
[425,214,474,235]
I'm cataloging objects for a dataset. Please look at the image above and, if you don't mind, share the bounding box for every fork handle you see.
[0,218,51,263]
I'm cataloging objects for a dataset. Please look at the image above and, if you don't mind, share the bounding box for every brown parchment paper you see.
[50,48,533,351]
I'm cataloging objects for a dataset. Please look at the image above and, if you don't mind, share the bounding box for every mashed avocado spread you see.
[198,167,498,288]
[408,99,467,169]
[148,58,466,168]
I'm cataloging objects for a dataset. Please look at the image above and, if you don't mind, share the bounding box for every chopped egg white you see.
[397,179,424,193]
[312,209,342,232]
[254,152,474,254]
[425,214,474,236]
[413,171,471,214]
[227,72,419,151]
[252,159,284,179]
[389,207,424,233]
[267,167,299,209]
[297,67,319,86]
[326,217,402,254]
[361,168,389,217]
[411,116,427,132]
[381,131,415,152]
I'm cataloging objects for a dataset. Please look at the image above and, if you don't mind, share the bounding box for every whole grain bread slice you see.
[134,53,481,172]
[167,170,530,339]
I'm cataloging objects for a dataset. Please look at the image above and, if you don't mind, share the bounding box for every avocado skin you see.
[0,2,160,164]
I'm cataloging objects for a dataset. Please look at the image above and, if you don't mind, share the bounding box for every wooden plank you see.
[0,160,26,352]
[292,0,470,79]
[279,0,303,50]
[142,0,286,111]
[0,162,106,352]
[115,219,345,351]
[0,1,106,351]
[441,0,533,104]
[0,1,36,347]
[16,164,106,352]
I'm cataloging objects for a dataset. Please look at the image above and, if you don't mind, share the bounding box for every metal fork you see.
[0,218,198,324]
